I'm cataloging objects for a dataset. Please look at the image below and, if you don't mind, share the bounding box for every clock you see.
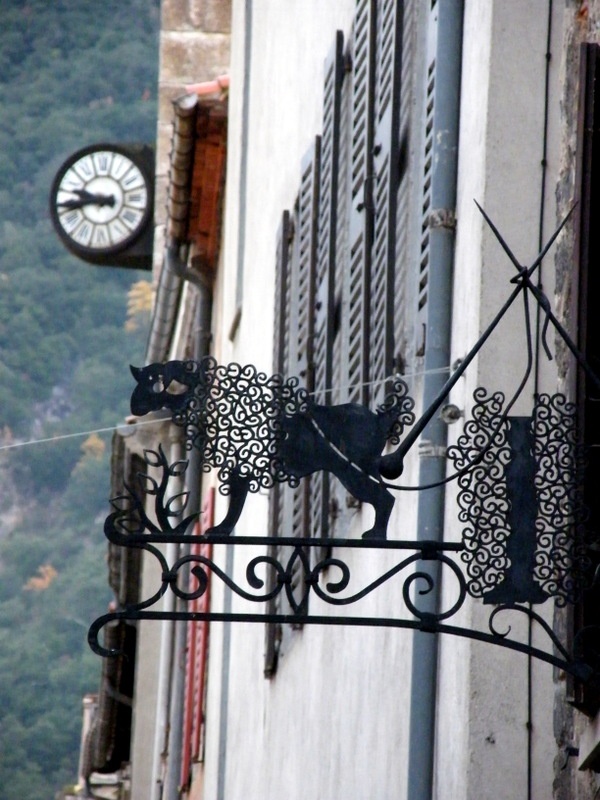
[50,143,154,264]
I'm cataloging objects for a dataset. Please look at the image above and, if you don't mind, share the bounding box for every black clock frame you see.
[49,142,154,269]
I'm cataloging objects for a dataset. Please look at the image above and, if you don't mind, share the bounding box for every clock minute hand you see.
[58,189,116,209]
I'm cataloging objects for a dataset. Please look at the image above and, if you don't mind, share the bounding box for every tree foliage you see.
[0,1,160,796]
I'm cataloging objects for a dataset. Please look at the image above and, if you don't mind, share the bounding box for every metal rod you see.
[88,609,591,681]
[381,204,575,479]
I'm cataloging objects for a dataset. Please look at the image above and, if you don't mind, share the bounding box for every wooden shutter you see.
[311,33,344,541]
[370,0,404,402]
[288,141,321,386]
[265,146,320,668]
[274,210,292,377]
[342,0,377,405]
[415,5,438,356]
[333,37,352,408]
[394,0,417,371]
[285,140,320,543]
[314,32,344,402]
[265,212,293,675]
[286,142,320,613]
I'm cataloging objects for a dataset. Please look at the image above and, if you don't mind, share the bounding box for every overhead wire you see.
[0,363,457,454]
[0,417,164,453]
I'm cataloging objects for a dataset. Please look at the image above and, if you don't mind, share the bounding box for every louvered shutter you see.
[415,4,438,356]
[269,210,292,539]
[274,211,292,377]
[394,0,417,370]
[342,0,377,405]
[333,36,353,408]
[285,141,320,545]
[285,142,320,616]
[265,212,293,675]
[265,145,320,666]
[311,33,344,541]
[314,33,343,402]
[288,141,320,386]
[370,0,404,403]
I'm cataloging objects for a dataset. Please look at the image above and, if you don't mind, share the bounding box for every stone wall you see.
[153,0,231,273]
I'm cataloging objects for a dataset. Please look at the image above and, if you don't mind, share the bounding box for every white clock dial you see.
[51,146,151,256]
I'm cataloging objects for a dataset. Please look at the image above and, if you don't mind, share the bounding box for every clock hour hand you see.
[58,189,116,210]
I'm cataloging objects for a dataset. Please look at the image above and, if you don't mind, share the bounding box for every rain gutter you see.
[146,93,200,365]
[407,3,463,800]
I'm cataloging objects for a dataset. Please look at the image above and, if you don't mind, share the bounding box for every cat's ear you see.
[130,365,143,382]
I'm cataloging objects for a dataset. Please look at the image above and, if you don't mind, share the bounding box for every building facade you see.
[86,1,600,799]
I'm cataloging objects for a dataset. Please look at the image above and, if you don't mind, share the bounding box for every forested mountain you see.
[0,2,160,798]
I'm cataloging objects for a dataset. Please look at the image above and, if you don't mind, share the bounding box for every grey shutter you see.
[266,146,321,665]
[265,211,293,675]
[394,0,417,371]
[415,4,438,356]
[333,37,352,409]
[289,140,320,388]
[314,32,344,401]
[342,0,377,405]
[275,211,293,375]
[370,0,404,402]
[287,140,320,557]
[269,210,293,537]
[311,33,344,541]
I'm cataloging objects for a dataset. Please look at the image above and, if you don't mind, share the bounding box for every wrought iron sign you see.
[89,208,600,684]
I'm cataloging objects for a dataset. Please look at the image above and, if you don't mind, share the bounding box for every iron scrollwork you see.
[533,393,591,604]
[88,206,600,683]
[130,359,415,540]
[446,391,594,607]
[87,447,598,682]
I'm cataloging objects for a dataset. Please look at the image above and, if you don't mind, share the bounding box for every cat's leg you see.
[361,486,394,540]
[206,470,250,536]
[334,463,394,540]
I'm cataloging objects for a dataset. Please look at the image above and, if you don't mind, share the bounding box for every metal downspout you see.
[145,93,198,365]
[407,3,463,799]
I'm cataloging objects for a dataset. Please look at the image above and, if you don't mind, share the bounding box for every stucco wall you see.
[439,3,565,799]
[132,1,600,798]
[202,2,575,799]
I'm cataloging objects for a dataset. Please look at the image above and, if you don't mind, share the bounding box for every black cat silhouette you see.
[130,358,414,539]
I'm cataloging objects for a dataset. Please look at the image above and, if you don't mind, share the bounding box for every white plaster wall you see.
[197,1,571,799]
[201,3,422,799]
[125,420,177,800]
[436,2,565,799]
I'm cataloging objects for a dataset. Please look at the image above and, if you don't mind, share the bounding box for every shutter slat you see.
[311,32,344,541]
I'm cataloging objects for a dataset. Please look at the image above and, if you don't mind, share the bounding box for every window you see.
[265,0,423,674]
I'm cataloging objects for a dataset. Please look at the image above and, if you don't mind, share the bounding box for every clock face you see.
[50,145,152,256]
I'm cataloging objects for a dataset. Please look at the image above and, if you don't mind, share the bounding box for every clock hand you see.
[58,189,116,210]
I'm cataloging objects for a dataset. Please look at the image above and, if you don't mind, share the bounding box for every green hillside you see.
[0,2,160,797]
